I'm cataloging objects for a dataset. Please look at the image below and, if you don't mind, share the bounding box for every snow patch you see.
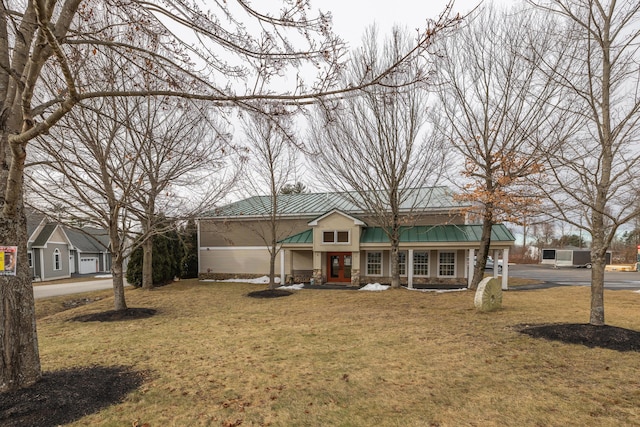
[359,283,389,292]
[406,287,468,293]
[278,283,305,290]
[201,276,282,284]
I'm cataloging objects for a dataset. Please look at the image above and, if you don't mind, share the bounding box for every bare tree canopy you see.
[307,26,447,288]
[429,4,570,288]
[529,0,640,325]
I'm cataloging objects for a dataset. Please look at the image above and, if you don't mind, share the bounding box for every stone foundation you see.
[199,272,269,281]
[359,275,466,288]
[350,269,360,287]
[311,269,323,285]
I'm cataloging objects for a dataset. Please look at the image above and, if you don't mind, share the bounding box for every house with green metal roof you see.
[198,187,516,288]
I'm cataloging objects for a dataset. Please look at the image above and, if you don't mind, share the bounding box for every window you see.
[413,251,429,276]
[323,231,335,243]
[53,249,61,271]
[28,252,33,268]
[397,251,407,276]
[367,252,382,275]
[438,251,455,277]
[322,230,350,244]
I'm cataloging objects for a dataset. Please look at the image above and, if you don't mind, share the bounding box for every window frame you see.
[53,248,61,271]
[438,251,456,278]
[322,230,351,245]
[395,251,407,277]
[366,251,383,276]
[413,250,430,277]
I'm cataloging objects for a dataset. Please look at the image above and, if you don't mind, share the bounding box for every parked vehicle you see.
[475,256,503,273]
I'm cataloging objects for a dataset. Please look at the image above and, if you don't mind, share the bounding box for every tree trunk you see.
[108,222,127,311]
[390,237,400,289]
[111,253,128,312]
[0,210,41,392]
[141,237,153,290]
[268,243,277,290]
[470,215,493,290]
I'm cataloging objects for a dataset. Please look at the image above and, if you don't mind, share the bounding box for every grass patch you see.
[31,280,640,426]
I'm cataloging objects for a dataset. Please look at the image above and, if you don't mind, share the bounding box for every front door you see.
[327,252,352,283]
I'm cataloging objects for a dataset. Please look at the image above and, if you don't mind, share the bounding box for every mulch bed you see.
[0,366,145,427]
[247,289,293,298]
[70,307,157,322]
[517,323,640,352]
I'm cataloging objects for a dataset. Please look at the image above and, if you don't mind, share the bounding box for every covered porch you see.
[279,224,515,289]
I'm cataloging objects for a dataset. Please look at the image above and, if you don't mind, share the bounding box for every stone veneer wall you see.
[359,275,467,288]
[312,269,323,285]
[199,273,268,281]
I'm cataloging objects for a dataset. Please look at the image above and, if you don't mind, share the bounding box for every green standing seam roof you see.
[279,224,515,244]
[203,187,469,218]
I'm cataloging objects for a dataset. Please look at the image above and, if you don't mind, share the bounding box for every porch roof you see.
[280,224,515,245]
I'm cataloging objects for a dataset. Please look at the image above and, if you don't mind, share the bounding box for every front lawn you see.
[22,280,640,426]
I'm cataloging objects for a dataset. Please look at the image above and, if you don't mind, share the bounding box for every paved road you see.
[33,278,117,299]
[507,264,640,290]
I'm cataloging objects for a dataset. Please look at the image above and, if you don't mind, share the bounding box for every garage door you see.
[79,257,99,274]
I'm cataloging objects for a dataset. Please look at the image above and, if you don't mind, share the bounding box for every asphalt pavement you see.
[505,264,640,291]
[33,278,119,299]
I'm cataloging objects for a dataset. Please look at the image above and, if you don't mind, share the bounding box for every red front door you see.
[327,253,352,283]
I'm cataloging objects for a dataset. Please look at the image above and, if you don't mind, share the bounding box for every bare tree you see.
[430,4,569,289]
[529,0,640,325]
[127,97,236,291]
[240,111,298,289]
[307,27,447,289]
[0,0,458,392]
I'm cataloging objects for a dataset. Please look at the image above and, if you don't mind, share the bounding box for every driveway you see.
[33,278,118,299]
[507,264,640,290]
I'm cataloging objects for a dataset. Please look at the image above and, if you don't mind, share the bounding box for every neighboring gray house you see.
[27,215,111,281]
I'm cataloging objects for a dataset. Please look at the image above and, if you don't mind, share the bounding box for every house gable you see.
[309,210,364,253]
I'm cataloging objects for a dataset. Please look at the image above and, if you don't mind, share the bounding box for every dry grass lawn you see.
[35,280,640,426]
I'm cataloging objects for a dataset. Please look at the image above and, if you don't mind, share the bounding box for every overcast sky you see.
[313,0,502,47]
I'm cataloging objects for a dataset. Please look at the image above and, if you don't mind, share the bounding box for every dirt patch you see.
[247,289,293,298]
[71,307,157,322]
[517,323,640,352]
[0,365,144,427]
[62,296,104,309]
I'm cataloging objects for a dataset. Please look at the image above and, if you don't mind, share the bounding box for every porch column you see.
[501,248,509,290]
[280,249,285,285]
[468,248,475,288]
[493,249,499,279]
[408,249,414,289]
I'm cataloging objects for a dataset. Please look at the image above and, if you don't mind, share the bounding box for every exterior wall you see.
[312,212,361,253]
[199,247,283,279]
[41,243,70,281]
[281,250,315,283]
[199,217,310,247]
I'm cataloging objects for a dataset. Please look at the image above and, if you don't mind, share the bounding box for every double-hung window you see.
[438,251,455,277]
[413,251,429,276]
[367,251,382,276]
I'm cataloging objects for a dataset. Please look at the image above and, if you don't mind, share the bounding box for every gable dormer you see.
[308,210,366,252]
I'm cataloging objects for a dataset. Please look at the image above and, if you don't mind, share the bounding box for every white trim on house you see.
[366,250,383,277]
[437,250,456,278]
[321,230,351,245]
[200,246,274,251]
[308,210,366,226]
